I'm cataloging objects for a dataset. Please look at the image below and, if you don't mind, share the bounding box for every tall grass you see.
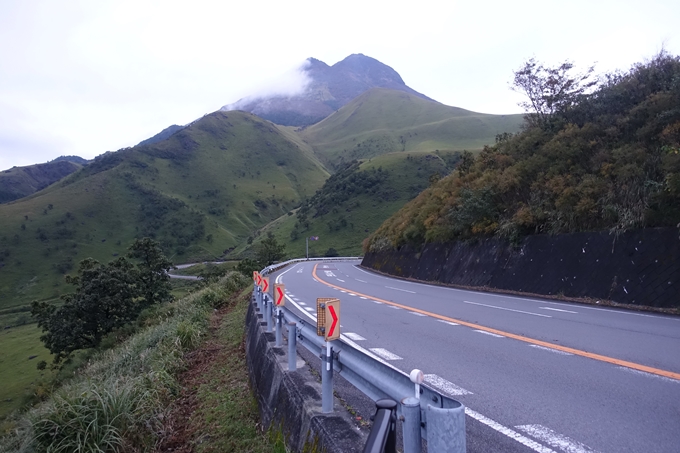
[0,271,249,453]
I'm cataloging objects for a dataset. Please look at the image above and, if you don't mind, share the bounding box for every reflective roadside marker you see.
[316,298,340,341]
[274,283,285,306]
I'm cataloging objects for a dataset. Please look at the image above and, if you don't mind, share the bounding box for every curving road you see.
[271,259,680,453]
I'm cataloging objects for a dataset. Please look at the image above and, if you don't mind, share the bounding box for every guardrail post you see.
[265,295,272,333]
[426,403,466,453]
[321,342,334,413]
[275,308,283,347]
[363,399,398,453]
[401,397,421,453]
[287,322,297,371]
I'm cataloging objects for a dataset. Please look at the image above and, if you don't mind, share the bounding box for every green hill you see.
[239,150,459,258]
[365,53,680,252]
[300,88,524,169]
[0,111,329,309]
[0,160,83,204]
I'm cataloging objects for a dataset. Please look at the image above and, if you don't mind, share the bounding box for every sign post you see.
[306,236,319,259]
[317,297,339,413]
[273,283,285,346]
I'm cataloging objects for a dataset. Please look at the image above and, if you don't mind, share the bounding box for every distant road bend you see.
[271,259,680,453]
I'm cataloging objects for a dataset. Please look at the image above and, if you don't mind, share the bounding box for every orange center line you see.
[312,264,680,382]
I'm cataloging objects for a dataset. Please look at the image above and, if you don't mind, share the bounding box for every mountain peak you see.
[221,54,430,127]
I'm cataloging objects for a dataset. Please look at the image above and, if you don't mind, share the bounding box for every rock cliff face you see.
[362,228,680,309]
[222,54,432,126]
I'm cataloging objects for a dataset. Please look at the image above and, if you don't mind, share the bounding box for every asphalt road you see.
[271,259,680,453]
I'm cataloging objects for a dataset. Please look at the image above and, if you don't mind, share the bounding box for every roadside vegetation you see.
[366,51,680,251]
[0,269,276,452]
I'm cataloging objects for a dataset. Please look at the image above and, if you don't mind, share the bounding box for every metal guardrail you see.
[253,258,466,453]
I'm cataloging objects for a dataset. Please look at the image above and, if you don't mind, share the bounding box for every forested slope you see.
[366,53,680,252]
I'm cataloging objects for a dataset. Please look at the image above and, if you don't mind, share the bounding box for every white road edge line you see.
[464,300,552,318]
[343,332,366,341]
[423,374,472,396]
[385,286,416,294]
[369,348,403,360]
[515,424,600,453]
[352,264,677,321]
[465,408,557,453]
[539,307,578,314]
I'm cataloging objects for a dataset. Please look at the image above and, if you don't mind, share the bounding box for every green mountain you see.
[365,53,680,252]
[0,85,524,311]
[0,160,83,204]
[0,111,328,309]
[300,88,524,169]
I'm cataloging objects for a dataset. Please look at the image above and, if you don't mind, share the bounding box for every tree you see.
[127,237,174,310]
[512,58,596,128]
[257,235,286,266]
[236,258,260,277]
[31,257,139,363]
[32,238,175,363]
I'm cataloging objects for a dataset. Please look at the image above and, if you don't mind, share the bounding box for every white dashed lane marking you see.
[474,330,505,338]
[438,320,459,326]
[515,424,600,453]
[465,409,556,453]
[529,344,573,356]
[617,366,680,384]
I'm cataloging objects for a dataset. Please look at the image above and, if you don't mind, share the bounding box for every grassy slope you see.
[0,323,52,419]
[0,111,328,310]
[240,151,455,258]
[300,88,524,168]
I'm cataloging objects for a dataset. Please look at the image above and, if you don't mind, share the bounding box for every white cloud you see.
[223,60,313,110]
[0,0,678,169]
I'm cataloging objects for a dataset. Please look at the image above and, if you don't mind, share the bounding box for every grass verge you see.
[158,288,284,452]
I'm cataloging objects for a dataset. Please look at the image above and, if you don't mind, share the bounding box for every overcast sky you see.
[1,0,678,170]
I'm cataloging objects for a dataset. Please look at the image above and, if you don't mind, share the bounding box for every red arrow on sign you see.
[276,286,284,305]
[328,305,339,337]
[262,278,269,292]
[256,273,262,286]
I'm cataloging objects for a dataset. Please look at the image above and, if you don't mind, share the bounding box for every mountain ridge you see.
[222,54,433,126]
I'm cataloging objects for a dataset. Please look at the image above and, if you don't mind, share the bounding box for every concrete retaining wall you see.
[363,228,680,308]
[245,300,366,452]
